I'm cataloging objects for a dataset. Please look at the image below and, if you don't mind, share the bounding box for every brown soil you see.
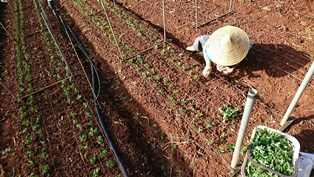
[0,0,314,177]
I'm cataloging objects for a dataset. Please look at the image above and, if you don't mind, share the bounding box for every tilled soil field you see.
[0,0,314,177]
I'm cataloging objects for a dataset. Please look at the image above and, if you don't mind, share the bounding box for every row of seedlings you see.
[13,0,50,176]
[33,0,121,176]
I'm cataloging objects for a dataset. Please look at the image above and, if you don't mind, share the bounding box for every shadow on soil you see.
[0,2,7,69]
[62,15,193,177]
[235,43,311,79]
[294,128,314,152]
[96,63,193,177]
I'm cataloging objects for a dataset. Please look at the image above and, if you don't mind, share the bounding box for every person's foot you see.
[186,46,196,51]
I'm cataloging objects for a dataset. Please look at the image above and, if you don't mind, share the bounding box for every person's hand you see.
[202,66,212,78]
[217,65,234,75]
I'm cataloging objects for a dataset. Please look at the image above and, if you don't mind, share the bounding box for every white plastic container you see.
[241,125,300,177]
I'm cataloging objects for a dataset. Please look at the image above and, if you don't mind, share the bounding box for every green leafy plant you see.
[204,120,215,128]
[217,147,225,153]
[219,104,238,123]
[28,160,36,168]
[24,136,33,145]
[92,167,100,177]
[98,150,107,158]
[41,164,50,176]
[245,128,294,176]
[81,134,87,142]
[106,159,114,168]
[206,139,213,146]
[90,156,97,164]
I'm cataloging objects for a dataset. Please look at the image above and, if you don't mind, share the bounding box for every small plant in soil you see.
[219,104,239,123]
[106,159,114,168]
[220,132,227,139]
[41,164,50,176]
[227,143,235,151]
[217,147,225,153]
[90,156,97,164]
[190,118,195,125]
[206,139,213,146]
[92,167,100,177]
[204,120,215,128]
[98,150,107,158]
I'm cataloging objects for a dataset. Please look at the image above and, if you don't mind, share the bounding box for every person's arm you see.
[202,48,212,77]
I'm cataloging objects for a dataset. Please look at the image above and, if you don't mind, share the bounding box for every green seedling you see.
[96,135,104,146]
[190,118,195,125]
[98,150,107,158]
[38,152,48,159]
[24,136,33,145]
[81,134,87,142]
[217,147,225,153]
[204,120,216,128]
[26,150,34,157]
[220,132,227,139]
[219,104,239,123]
[41,164,50,176]
[90,156,97,164]
[1,147,11,155]
[206,139,213,146]
[92,168,100,177]
[178,108,186,115]
[197,128,202,134]
[106,159,114,168]
[28,160,36,168]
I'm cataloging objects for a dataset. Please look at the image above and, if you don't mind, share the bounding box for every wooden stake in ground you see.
[162,0,166,43]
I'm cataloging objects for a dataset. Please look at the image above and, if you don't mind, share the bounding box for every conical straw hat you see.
[204,26,250,66]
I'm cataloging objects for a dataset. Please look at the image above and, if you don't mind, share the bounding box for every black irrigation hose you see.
[48,3,129,177]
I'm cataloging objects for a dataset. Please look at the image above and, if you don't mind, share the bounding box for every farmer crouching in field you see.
[186,25,251,78]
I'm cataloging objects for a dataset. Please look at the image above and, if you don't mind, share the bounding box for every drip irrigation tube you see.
[48,3,129,177]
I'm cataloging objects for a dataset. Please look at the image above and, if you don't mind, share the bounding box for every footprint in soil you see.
[230,43,311,79]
